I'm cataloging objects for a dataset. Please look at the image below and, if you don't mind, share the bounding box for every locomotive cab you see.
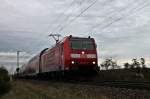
[64,36,98,71]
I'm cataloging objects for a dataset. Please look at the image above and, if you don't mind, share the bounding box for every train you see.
[18,35,98,77]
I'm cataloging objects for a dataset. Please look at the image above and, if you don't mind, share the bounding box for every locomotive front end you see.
[66,36,98,71]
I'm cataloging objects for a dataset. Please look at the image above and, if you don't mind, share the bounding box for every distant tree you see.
[105,58,112,69]
[105,58,113,70]
[100,64,105,70]
[131,58,140,69]
[101,58,119,70]
[100,59,111,70]
[124,62,130,69]
[111,61,117,69]
[16,67,20,73]
[111,61,115,69]
[0,66,11,95]
[140,58,146,68]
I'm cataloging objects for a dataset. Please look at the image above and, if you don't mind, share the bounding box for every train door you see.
[60,43,64,70]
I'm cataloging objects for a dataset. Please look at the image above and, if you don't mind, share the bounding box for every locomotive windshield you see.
[71,39,95,50]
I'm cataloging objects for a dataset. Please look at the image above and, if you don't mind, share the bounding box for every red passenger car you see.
[21,35,98,76]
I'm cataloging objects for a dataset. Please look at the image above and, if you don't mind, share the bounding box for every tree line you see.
[0,66,11,96]
[100,58,146,70]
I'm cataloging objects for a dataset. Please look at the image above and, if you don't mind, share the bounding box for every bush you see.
[0,67,11,96]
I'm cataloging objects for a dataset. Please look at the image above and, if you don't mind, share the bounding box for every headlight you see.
[81,51,85,54]
[71,54,80,58]
[92,61,96,64]
[87,54,96,58]
[71,61,75,64]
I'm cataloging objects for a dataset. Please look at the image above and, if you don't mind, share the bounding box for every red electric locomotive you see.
[20,35,98,76]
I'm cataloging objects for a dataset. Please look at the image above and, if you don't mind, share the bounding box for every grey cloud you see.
[0,0,150,72]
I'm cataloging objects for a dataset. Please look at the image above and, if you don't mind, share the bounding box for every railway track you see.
[59,78,150,90]
[84,80,150,90]
[17,76,150,91]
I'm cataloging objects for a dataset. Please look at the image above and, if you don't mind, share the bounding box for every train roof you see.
[67,35,94,39]
[47,35,93,46]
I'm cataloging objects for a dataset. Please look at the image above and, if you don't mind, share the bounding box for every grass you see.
[0,67,11,96]
[0,80,108,99]
[2,68,150,99]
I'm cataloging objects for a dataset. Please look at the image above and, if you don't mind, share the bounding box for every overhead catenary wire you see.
[50,0,150,36]
[50,0,76,33]
[101,2,150,31]
[54,0,86,33]
[89,1,150,33]
[57,0,140,34]
[86,0,139,33]
[57,0,99,33]
[53,0,117,34]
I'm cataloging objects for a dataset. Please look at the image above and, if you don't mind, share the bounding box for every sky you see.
[0,0,150,73]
